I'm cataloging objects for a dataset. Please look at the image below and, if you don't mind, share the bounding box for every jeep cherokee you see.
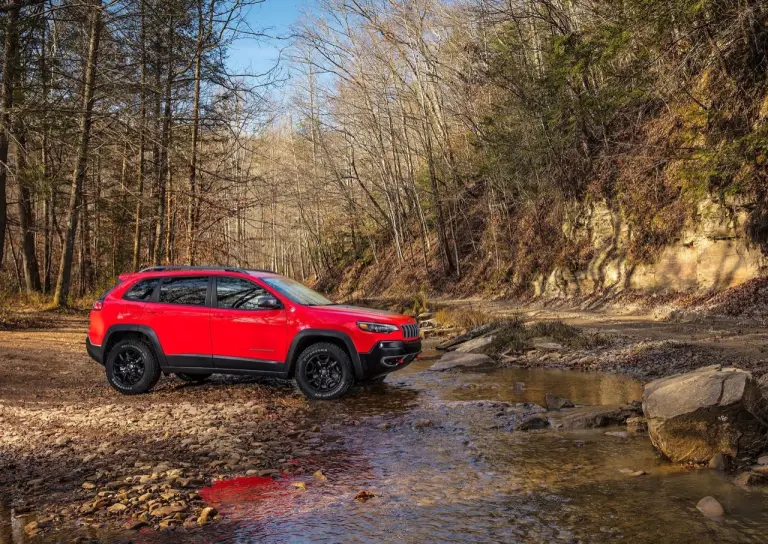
[86,266,421,400]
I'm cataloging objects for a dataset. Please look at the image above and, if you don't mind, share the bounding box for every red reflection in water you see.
[200,476,287,504]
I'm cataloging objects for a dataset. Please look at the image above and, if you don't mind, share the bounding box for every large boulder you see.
[544,393,575,411]
[454,334,495,353]
[436,322,499,351]
[547,403,642,429]
[643,366,768,464]
[428,352,496,372]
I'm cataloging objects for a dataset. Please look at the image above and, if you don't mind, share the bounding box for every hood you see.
[306,305,412,323]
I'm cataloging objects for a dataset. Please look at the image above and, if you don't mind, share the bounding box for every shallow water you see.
[168,352,768,543]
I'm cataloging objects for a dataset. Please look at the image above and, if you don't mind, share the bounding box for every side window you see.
[158,276,209,306]
[123,278,160,301]
[217,277,268,310]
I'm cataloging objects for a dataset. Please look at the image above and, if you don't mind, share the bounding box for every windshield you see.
[261,277,333,306]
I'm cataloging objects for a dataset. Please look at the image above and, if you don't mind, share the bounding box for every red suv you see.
[86,267,421,400]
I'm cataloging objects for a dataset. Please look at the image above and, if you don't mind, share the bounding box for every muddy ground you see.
[2,304,768,542]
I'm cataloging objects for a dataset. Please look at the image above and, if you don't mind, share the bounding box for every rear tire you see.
[295,342,355,400]
[106,338,160,395]
[175,372,211,383]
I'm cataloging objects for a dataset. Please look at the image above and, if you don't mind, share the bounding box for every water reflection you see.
[148,358,768,543]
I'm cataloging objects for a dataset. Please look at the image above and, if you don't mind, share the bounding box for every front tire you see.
[175,372,211,383]
[106,338,160,395]
[295,342,354,400]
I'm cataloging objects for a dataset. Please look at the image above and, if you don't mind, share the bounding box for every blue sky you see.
[228,0,318,76]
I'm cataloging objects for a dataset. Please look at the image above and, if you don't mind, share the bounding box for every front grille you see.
[401,323,419,338]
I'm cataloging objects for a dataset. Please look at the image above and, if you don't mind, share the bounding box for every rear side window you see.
[159,276,208,306]
[123,278,159,301]
[217,277,268,310]
[98,281,120,301]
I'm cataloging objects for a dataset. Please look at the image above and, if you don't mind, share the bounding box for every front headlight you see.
[357,321,398,334]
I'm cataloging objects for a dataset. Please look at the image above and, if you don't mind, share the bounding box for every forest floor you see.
[1,299,767,541]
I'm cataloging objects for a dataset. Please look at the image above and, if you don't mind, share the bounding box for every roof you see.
[137,266,278,277]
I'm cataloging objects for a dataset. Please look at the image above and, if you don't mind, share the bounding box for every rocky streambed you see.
[140,349,768,543]
[0,378,333,541]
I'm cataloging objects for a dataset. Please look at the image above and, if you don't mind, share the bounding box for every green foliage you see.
[474,0,768,286]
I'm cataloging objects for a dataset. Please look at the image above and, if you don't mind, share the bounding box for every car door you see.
[143,275,213,369]
[210,275,290,371]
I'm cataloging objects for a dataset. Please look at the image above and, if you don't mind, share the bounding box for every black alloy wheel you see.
[304,353,343,392]
[112,346,146,387]
[105,337,161,395]
[295,342,354,400]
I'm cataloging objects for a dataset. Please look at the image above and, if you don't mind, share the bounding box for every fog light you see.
[381,356,404,367]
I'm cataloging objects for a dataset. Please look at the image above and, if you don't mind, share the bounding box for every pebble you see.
[124,520,148,530]
[734,471,767,486]
[708,453,730,471]
[197,507,217,526]
[24,521,40,535]
[696,496,724,518]
[625,417,648,433]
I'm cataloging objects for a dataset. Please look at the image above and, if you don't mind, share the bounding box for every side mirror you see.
[256,295,282,310]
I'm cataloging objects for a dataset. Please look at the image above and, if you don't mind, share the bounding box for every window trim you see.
[212,275,283,311]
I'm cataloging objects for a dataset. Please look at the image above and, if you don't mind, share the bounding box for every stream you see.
[165,348,768,543]
[4,348,768,543]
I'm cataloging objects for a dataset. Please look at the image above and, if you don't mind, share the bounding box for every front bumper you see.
[359,339,421,378]
[86,336,104,365]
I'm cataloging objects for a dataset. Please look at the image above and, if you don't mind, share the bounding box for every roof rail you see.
[138,265,276,274]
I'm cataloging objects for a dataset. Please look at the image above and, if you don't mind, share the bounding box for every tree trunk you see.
[43,191,52,292]
[80,165,92,294]
[187,1,206,266]
[52,0,102,307]
[132,0,147,271]
[0,0,22,273]
[16,127,41,292]
[40,9,52,293]
[153,14,174,265]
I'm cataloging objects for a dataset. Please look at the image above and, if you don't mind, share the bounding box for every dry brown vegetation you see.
[1,0,766,306]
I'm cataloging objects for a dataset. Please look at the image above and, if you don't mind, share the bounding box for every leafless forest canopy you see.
[0,0,766,303]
